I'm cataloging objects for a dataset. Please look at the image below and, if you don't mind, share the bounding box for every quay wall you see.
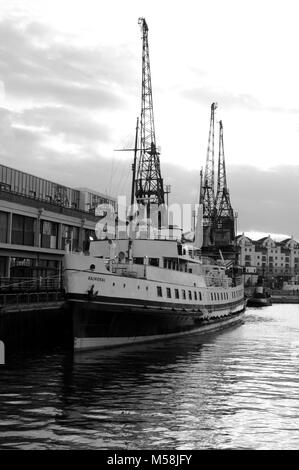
[0,300,72,356]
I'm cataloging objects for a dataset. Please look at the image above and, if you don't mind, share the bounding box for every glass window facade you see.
[0,211,8,243]
[11,214,36,246]
[40,220,58,249]
[0,256,7,276]
[61,225,80,251]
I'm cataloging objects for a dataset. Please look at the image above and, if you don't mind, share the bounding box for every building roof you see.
[76,187,116,201]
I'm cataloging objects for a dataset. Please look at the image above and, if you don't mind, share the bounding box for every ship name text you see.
[87,276,105,282]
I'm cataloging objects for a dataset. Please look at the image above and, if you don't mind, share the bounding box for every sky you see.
[0,0,299,239]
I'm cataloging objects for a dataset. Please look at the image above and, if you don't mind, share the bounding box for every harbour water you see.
[0,304,298,450]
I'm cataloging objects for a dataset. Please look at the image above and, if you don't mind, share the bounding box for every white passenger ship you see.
[62,17,246,350]
[63,236,246,351]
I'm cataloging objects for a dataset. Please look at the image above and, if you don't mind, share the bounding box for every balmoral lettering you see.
[87,276,105,282]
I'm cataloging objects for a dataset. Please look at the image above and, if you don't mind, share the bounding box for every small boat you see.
[247,286,272,307]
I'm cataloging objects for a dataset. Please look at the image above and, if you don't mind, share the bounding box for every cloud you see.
[181,85,299,115]
[228,165,299,238]
[1,106,298,240]
[159,163,299,240]
[20,106,111,143]
[0,18,135,109]
[181,86,261,111]
[0,15,298,242]
[0,16,139,175]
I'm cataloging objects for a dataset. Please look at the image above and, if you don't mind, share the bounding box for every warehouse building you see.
[0,163,116,285]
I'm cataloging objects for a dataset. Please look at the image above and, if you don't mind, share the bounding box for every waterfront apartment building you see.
[235,233,299,284]
[0,163,116,282]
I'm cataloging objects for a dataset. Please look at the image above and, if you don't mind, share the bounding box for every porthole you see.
[90,264,95,270]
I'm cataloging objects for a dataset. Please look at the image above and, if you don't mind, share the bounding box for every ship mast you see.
[135,18,165,221]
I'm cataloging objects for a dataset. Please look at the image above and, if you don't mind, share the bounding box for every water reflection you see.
[0,305,299,449]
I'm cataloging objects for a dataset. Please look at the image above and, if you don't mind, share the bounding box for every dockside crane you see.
[200,102,217,246]
[215,120,233,220]
[214,120,235,245]
[135,18,165,218]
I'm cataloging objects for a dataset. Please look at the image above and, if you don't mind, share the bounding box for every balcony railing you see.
[0,188,98,221]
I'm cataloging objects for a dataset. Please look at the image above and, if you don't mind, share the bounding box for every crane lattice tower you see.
[135,18,165,209]
[200,102,217,245]
[214,120,235,245]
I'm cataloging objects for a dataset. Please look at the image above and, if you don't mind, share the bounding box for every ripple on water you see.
[0,304,299,449]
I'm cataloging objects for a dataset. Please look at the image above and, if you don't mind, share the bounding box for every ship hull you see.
[69,295,246,351]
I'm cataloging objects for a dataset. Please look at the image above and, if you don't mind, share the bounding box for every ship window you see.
[217,293,219,300]
[175,289,179,299]
[182,289,186,299]
[188,290,192,300]
[157,286,162,297]
[166,287,171,298]
[210,293,213,301]
[112,282,115,286]
[221,293,223,300]
[198,291,202,301]
[149,258,159,267]
[194,291,197,301]
[123,284,126,288]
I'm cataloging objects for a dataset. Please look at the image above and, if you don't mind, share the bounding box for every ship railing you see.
[205,277,231,288]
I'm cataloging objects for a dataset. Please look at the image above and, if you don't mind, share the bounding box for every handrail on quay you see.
[0,290,64,307]
[0,276,62,292]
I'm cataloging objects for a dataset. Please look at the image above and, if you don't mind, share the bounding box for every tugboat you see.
[62,18,246,351]
[247,285,272,307]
